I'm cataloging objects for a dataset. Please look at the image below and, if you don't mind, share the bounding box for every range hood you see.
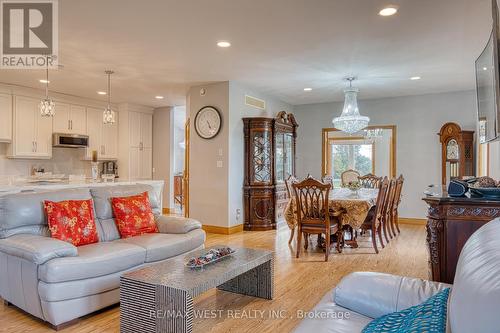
[52,133,89,148]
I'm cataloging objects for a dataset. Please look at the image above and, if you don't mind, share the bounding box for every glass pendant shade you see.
[103,106,115,124]
[39,98,55,117]
[103,70,116,124]
[333,87,370,134]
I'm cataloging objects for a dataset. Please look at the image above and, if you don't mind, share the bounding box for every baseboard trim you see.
[399,218,426,226]
[202,224,244,235]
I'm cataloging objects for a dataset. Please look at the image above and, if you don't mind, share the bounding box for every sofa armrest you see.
[155,215,202,234]
[0,234,77,265]
[334,272,451,319]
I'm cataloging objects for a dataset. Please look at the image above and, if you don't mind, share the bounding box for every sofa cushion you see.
[90,185,161,221]
[38,241,146,283]
[361,288,450,333]
[117,229,205,263]
[44,199,99,246]
[293,290,372,333]
[111,192,158,238]
[0,188,92,238]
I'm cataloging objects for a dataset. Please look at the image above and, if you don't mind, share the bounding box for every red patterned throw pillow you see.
[44,199,99,247]
[111,192,158,238]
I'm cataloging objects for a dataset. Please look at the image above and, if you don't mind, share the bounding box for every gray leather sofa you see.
[294,217,500,333]
[0,184,206,328]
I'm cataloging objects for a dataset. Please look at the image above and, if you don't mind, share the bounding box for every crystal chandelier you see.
[364,128,384,140]
[103,70,116,124]
[39,57,55,117]
[332,77,369,134]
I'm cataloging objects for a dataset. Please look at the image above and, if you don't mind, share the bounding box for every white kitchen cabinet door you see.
[0,93,12,142]
[86,107,102,159]
[13,96,37,156]
[101,113,118,159]
[140,147,153,179]
[129,111,142,147]
[53,103,71,133]
[70,105,87,134]
[34,110,53,157]
[141,113,153,148]
[129,146,141,179]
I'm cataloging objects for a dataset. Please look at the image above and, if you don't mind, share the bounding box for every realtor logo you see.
[0,0,58,68]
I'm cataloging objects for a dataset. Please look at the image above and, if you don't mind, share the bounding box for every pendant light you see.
[39,56,55,117]
[103,70,115,124]
[332,77,369,134]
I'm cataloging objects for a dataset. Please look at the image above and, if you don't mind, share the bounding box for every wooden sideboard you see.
[423,194,500,283]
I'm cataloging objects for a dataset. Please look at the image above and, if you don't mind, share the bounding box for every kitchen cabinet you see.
[0,93,12,142]
[9,96,52,159]
[86,107,118,160]
[53,103,87,134]
[118,107,153,181]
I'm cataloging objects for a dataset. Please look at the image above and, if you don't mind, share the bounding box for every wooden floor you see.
[0,224,428,333]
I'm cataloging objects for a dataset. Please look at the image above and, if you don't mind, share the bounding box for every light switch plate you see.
[217,161,223,168]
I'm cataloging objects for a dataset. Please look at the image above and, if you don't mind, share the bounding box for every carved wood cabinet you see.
[243,112,298,231]
[423,195,500,283]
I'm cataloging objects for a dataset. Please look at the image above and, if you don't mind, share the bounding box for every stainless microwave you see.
[52,133,89,148]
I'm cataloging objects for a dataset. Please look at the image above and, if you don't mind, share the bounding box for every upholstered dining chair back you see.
[358,173,382,189]
[321,174,334,188]
[341,169,360,187]
[293,177,331,226]
[285,175,299,198]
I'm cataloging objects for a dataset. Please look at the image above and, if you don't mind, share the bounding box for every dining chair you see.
[341,169,360,187]
[391,175,404,235]
[358,173,382,189]
[382,178,397,241]
[293,177,343,261]
[360,177,389,254]
[285,175,299,244]
[322,174,334,188]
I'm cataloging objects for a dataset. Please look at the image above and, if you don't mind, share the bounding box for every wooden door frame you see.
[183,118,190,217]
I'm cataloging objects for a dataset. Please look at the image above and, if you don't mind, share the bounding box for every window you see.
[327,138,374,187]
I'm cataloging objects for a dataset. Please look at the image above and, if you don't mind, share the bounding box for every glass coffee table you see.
[120,246,274,333]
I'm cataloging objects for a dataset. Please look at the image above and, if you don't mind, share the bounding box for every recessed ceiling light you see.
[217,41,231,48]
[483,67,488,71]
[97,91,107,95]
[410,76,421,80]
[155,96,164,99]
[39,79,50,83]
[379,6,398,16]
[303,88,312,91]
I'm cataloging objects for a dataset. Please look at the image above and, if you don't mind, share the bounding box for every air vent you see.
[245,95,266,110]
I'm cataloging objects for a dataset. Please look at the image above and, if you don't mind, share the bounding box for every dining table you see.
[284,187,378,248]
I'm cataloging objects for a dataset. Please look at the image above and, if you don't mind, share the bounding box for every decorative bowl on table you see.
[186,247,235,268]
[469,177,500,199]
[345,181,362,194]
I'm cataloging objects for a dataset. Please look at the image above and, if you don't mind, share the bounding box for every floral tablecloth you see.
[284,188,378,230]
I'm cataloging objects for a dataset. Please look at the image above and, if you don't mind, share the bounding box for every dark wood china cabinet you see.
[243,112,298,231]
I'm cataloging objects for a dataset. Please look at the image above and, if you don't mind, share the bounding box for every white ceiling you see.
[0,0,493,107]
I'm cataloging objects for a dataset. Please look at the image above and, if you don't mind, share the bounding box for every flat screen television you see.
[475,0,500,143]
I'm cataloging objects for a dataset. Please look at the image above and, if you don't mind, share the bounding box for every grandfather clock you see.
[438,122,475,185]
[243,112,298,231]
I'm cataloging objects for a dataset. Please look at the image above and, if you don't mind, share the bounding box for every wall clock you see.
[194,106,222,139]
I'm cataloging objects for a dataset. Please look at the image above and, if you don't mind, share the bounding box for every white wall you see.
[173,106,186,175]
[294,90,477,219]
[152,106,174,209]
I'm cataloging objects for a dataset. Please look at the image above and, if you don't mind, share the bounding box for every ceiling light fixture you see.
[39,56,55,117]
[379,6,398,16]
[103,70,116,124]
[39,79,50,84]
[332,77,369,134]
[303,88,312,91]
[155,96,164,99]
[410,76,421,80]
[97,91,107,95]
[217,41,231,48]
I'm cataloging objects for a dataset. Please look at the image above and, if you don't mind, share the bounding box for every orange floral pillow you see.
[44,199,99,247]
[111,192,158,238]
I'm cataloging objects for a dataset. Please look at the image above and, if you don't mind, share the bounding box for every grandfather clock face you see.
[446,139,459,160]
